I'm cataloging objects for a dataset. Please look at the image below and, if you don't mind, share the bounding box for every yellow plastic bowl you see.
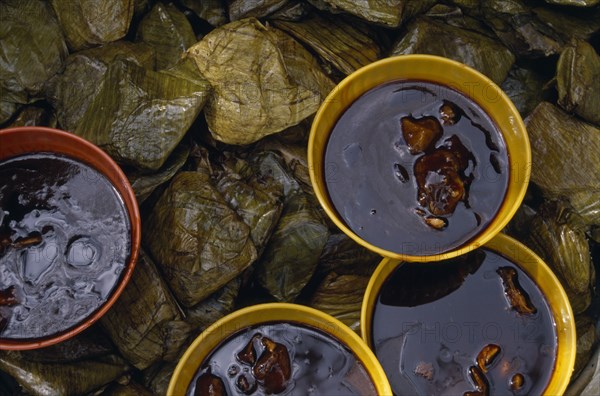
[308,55,531,262]
[360,232,576,395]
[169,303,392,396]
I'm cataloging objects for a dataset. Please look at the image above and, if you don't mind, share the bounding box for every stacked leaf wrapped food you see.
[0,0,599,394]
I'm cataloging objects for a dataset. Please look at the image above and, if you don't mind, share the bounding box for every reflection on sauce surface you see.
[372,250,557,396]
[187,323,376,396]
[0,153,130,339]
[324,81,509,255]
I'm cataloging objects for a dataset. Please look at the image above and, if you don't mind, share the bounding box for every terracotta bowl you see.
[0,126,140,350]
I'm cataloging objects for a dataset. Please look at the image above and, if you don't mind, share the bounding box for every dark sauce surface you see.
[187,322,376,396]
[0,153,130,339]
[324,81,509,255]
[372,250,557,395]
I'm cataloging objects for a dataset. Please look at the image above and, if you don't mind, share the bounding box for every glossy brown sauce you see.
[0,153,130,339]
[187,322,376,396]
[324,81,509,255]
[372,250,557,395]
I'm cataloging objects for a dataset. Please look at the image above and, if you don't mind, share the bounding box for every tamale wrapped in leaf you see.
[307,0,436,28]
[270,2,314,21]
[544,0,599,6]
[127,143,190,204]
[523,201,594,314]
[568,191,600,226]
[0,0,67,106]
[318,233,380,276]
[390,17,515,85]
[573,316,597,378]
[480,0,562,58]
[0,352,129,396]
[251,151,304,199]
[136,3,197,70]
[426,4,495,36]
[526,102,600,224]
[19,326,114,363]
[50,0,134,51]
[273,13,382,76]
[143,361,177,396]
[533,7,600,43]
[181,0,228,27]
[253,132,312,195]
[144,171,257,306]
[254,192,329,301]
[501,65,547,117]
[215,161,284,250]
[101,250,191,370]
[185,277,241,330]
[103,381,153,396]
[74,59,210,170]
[228,0,291,20]
[186,18,334,145]
[309,272,370,332]
[557,40,600,126]
[48,41,155,133]
[6,105,56,128]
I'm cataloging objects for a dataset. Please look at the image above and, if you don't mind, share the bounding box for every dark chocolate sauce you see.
[324,81,509,255]
[372,250,557,395]
[0,153,130,339]
[187,323,376,396]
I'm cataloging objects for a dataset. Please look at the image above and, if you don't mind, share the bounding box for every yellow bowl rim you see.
[360,232,576,395]
[308,54,531,262]
[168,302,393,396]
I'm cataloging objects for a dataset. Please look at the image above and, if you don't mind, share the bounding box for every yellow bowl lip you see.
[168,302,393,396]
[360,232,576,395]
[308,54,531,262]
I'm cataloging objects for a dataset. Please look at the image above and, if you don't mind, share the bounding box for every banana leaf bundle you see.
[127,143,191,204]
[273,13,383,76]
[269,2,314,20]
[526,102,600,225]
[318,233,380,276]
[307,0,436,28]
[216,164,284,251]
[0,0,67,121]
[48,41,155,133]
[500,65,548,117]
[103,381,153,396]
[74,58,210,170]
[101,250,191,370]
[522,201,595,314]
[181,0,228,27]
[184,277,241,330]
[309,272,370,332]
[391,16,515,84]
[480,0,562,58]
[545,0,599,6]
[185,18,334,145]
[136,3,196,70]
[144,169,257,306]
[533,6,600,42]
[574,316,598,378]
[0,342,130,396]
[557,40,600,126]
[254,192,329,301]
[228,0,291,20]
[50,0,134,51]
